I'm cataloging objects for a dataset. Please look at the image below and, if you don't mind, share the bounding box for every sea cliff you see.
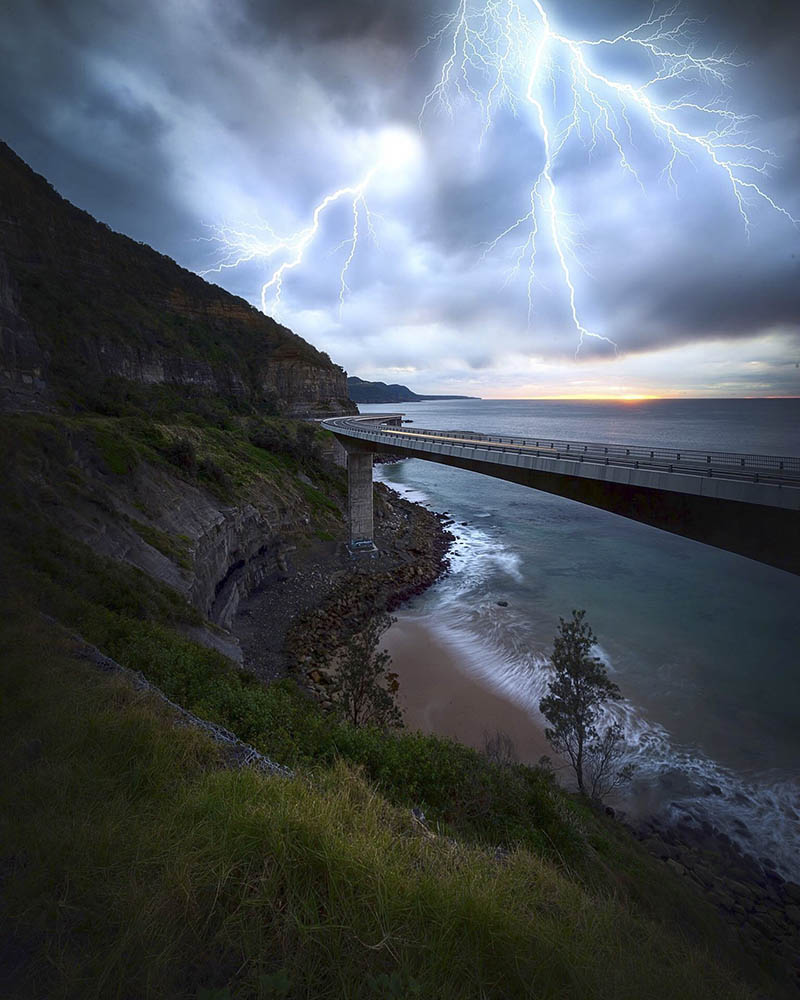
[0,142,354,418]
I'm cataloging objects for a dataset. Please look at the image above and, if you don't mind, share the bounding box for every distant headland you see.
[348,375,479,403]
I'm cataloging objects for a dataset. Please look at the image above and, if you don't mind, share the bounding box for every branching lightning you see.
[201,167,376,315]
[204,1,797,355]
[420,0,797,354]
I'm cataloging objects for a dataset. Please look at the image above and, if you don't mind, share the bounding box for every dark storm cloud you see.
[238,0,430,46]
[630,260,800,342]
[0,0,189,249]
[0,0,798,392]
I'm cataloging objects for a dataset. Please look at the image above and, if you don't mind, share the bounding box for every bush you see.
[330,613,402,729]
[165,437,197,474]
[249,419,323,467]
[198,457,232,494]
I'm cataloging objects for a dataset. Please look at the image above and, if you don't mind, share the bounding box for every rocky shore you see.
[233,478,454,694]
[630,814,800,990]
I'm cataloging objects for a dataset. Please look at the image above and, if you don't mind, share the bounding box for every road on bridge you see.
[323,413,800,575]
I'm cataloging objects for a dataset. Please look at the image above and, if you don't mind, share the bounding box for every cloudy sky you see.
[2,0,799,397]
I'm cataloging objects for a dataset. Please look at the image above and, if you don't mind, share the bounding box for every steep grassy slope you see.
[0,606,768,1000]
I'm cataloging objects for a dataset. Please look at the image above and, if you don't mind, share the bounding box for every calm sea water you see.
[361,399,800,879]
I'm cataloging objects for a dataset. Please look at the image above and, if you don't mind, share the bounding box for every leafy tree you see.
[331,612,402,729]
[539,610,633,799]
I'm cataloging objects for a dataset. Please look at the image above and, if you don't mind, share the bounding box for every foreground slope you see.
[0,605,767,1000]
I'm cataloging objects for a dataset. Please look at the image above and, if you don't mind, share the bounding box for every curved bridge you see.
[322,413,800,576]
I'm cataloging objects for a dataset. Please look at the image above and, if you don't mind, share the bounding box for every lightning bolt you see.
[201,168,377,315]
[420,0,798,354]
[204,2,796,355]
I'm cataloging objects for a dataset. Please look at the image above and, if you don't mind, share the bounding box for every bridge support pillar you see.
[345,446,376,554]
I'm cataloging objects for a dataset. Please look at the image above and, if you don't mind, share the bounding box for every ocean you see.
[360,398,800,879]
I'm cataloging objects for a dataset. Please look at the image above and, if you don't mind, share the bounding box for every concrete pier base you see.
[347,539,378,557]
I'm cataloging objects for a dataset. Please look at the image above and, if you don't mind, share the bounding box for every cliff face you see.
[61,438,303,646]
[0,143,354,417]
[0,251,49,411]
[0,408,352,665]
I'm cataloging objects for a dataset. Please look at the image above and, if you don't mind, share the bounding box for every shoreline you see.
[372,482,800,985]
[383,610,800,983]
[236,478,455,687]
[383,615,551,764]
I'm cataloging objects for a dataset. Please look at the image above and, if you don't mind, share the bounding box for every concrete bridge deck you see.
[322,413,800,575]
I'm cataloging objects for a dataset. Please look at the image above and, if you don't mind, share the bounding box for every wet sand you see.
[382,616,551,764]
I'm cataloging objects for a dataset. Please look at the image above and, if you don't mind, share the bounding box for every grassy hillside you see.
[0,604,767,1000]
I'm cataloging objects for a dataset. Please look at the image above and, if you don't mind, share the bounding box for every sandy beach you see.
[382,615,552,764]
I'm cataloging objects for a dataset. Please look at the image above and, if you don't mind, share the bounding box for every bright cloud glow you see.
[202,0,797,366]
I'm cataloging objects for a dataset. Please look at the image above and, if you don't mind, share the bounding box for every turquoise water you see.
[362,399,800,877]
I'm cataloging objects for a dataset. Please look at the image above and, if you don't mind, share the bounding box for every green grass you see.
[91,424,140,475]
[0,516,779,990]
[129,518,193,569]
[0,607,762,1000]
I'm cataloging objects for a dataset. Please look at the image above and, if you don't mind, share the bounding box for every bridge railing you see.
[352,421,800,475]
[325,417,800,486]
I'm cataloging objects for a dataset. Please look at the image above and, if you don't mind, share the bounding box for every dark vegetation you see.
[330,613,403,729]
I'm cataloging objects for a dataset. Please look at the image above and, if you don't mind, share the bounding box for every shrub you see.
[198,457,232,494]
[165,437,197,474]
[331,613,402,729]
